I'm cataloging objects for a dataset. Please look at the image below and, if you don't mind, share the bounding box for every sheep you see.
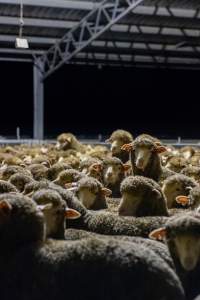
[28,164,49,181]
[102,157,131,197]
[9,173,34,192]
[118,176,169,217]
[181,165,200,183]
[149,212,200,300]
[32,189,81,239]
[0,193,45,248]
[106,129,133,163]
[56,132,85,152]
[87,145,109,160]
[53,169,85,187]
[175,186,200,210]
[74,177,111,210]
[0,180,18,194]
[79,157,103,181]
[165,156,187,173]
[79,157,101,173]
[53,187,169,237]
[46,162,72,181]
[179,146,196,160]
[0,193,185,300]
[65,228,175,268]
[31,155,51,167]
[162,174,198,209]
[0,154,23,166]
[189,152,200,166]
[134,133,162,145]
[86,162,103,182]
[23,179,50,196]
[122,138,174,183]
[1,165,32,181]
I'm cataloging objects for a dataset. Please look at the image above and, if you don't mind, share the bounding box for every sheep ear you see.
[121,143,133,152]
[53,179,59,184]
[66,137,72,143]
[176,195,190,206]
[65,208,81,219]
[38,203,53,212]
[154,146,167,154]
[0,200,12,218]
[149,227,166,241]
[123,164,131,172]
[101,187,112,197]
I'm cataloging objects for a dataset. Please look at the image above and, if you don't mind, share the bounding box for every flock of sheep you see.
[1,130,200,300]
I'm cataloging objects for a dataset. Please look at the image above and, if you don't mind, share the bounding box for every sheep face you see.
[165,157,187,173]
[174,234,200,271]
[162,181,188,209]
[56,140,71,151]
[86,163,103,181]
[39,202,65,238]
[182,150,193,160]
[110,139,125,155]
[56,134,73,151]
[118,192,141,216]
[103,163,126,185]
[149,213,200,271]
[134,145,154,171]
[77,187,96,209]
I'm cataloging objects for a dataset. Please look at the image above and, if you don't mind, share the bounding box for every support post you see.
[33,59,44,140]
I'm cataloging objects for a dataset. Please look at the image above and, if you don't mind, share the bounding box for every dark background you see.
[0,61,198,139]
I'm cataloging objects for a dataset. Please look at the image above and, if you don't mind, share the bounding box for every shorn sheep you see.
[0,193,185,300]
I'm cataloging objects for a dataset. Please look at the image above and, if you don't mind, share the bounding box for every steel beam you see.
[0,16,78,29]
[100,31,200,45]
[0,57,32,62]
[0,0,96,10]
[70,57,200,70]
[0,34,58,45]
[85,45,200,59]
[36,0,145,79]
[33,59,44,140]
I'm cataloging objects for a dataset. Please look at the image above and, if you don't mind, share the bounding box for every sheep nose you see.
[107,172,112,177]
[183,257,196,271]
[136,158,144,167]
